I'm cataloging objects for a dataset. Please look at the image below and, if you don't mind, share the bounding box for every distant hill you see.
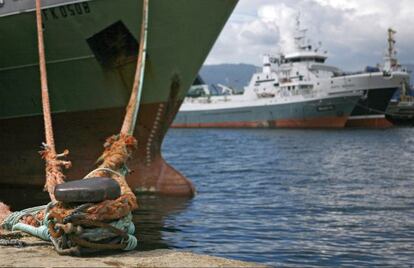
[200,64,258,92]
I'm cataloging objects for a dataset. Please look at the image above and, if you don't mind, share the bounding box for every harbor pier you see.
[0,232,265,268]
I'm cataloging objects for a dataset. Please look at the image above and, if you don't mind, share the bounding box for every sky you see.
[205,0,414,71]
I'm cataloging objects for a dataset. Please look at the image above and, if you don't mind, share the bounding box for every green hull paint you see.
[0,0,238,119]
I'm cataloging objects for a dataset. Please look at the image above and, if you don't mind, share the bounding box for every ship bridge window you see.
[288,58,301,63]
[287,57,326,63]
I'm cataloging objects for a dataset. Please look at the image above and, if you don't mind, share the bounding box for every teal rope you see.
[79,213,137,250]
[75,213,138,251]
[2,206,137,251]
[123,234,138,251]
[1,205,47,231]
[12,224,50,241]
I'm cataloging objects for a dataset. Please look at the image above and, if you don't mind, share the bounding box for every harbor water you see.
[4,128,414,267]
[140,128,414,267]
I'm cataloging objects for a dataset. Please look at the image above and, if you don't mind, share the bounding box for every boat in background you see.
[341,28,411,128]
[173,16,410,129]
[387,99,414,126]
[386,79,414,126]
[0,0,238,197]
[173,18,363,129]
[383,29,414,126]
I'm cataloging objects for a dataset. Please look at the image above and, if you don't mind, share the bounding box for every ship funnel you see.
[263,54,272,74]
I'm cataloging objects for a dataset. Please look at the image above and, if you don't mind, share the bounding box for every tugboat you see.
[383,29,414,126]
[0,0,238,197]
[386,81,414,126]
[342,28,411,128]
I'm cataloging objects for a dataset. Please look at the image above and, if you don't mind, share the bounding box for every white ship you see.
[173,16,409,128]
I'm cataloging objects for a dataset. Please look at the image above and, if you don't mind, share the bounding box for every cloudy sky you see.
[205,0,414,71]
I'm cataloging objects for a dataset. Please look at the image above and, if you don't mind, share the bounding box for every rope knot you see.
[39,144,72,201]
[97,134,137,173]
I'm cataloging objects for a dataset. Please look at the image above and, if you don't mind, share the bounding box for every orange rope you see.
[80,0,152,217]
[35,0,147,207]
[0,203,11,226]
[36,0,54,151]
[1,0,148,240]
[35,0,70,201]
[121,0,149,135]
[65,0,152,220]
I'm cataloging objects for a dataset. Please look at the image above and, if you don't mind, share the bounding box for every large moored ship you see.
[173,17,409,129]
[173,59,361,128]
[0,0,238,197]
[173,17,362,128]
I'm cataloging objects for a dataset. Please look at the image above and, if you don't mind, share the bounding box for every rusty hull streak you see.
[0,102,195,197]
[135,74,195,196]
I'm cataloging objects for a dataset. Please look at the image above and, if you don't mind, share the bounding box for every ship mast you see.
[294,14,309,51]
[384,28,399,72]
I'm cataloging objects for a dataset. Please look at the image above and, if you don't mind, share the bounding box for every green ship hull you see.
[0,0,238,196]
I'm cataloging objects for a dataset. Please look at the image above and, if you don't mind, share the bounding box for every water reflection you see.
[133,195,192,251]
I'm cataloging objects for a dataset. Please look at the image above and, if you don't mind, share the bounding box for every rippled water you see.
[4,128,414,267]
[136,128,414,267]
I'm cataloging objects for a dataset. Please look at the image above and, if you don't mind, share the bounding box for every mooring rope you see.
[0,0,150,255]
[35,0,71,202]
[121,0,149,135]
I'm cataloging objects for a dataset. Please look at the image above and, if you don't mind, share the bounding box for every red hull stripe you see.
[172,116,349,129]
[345,118,393,128]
